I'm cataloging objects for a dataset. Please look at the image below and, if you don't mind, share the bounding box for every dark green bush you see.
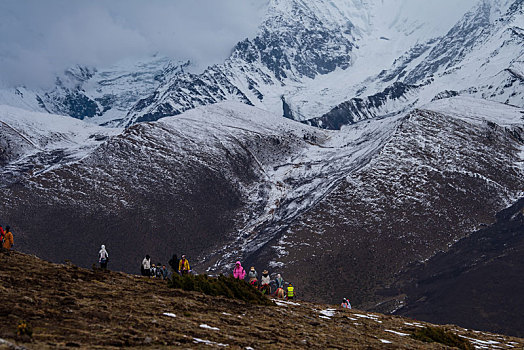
[411,326,474,350]
[168,274,273,305]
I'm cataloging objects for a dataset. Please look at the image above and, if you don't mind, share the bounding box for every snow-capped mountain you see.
[0,56,186,126]
[311,0,524,128]
[126,0,487,126]
[2,0,505,128]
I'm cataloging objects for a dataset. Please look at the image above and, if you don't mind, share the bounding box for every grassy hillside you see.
[0,250,522,349]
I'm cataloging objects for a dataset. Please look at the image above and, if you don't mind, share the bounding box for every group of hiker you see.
[140,253,190,279]
[233,261,295,300]
[140,254,170,279]
[0,225,14,250]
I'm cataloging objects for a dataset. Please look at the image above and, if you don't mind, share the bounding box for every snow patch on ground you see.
[385,329,410,336]
[193,338,228,347]
[162,312,176,318]
[200,324,220,331]
[319,309,336,318]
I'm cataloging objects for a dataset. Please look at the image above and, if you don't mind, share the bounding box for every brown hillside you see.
[0,250,522,349]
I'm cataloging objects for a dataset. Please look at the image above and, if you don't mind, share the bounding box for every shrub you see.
[16,320,33,338]
[168,274,272,305]
[411,326,474,350]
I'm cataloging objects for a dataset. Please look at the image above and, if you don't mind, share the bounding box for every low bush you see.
[16,320,33,338]
[168,274,272,305]
[411,326,474,350]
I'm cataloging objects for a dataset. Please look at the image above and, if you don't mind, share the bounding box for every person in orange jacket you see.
[2,226,14,250]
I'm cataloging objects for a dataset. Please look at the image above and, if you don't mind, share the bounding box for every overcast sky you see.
[0,0,267,88]
[0,0,481,89]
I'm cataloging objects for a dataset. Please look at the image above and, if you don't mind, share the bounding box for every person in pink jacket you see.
[233,261,246,279]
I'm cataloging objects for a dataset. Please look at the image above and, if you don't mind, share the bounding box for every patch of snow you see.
[379,339,392,344]
[162,312,176,318]
[385,330,410,337]
[200,324,220,331]
[193,338,228,347]
[274,300,301,306]
[319,315,331,320]
[404,322,425,328]
[319,309,336,317]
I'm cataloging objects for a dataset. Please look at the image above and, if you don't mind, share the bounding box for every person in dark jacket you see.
[160,264,169,280]
[168,254,178,272]
[155,263,163,278]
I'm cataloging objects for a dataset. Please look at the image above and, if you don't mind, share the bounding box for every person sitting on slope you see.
[150,263,157,277]
[233,261,246,280]
[341,298,352,309]
[155,263,163,278]
[287,282,295,300]
[260,270,271,294]
[247,266,258,286]
[161,264,169,280]
[275,273,284,289]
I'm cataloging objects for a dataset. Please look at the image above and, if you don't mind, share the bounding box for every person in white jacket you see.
[99,245,109,270]
[141,255,151,277]
[260,270,271,294]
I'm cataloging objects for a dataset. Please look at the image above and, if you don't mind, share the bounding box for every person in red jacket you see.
[0,225,4,244]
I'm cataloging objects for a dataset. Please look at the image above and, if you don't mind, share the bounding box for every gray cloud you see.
[0,0,268,88]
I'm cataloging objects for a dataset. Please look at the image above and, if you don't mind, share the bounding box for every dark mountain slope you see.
[393,198,524,338]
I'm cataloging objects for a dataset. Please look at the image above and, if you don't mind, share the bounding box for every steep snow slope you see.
[0,105,119,185]
[313,0,524,129]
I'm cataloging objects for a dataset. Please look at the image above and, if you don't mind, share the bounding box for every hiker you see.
[98,245,109,270]
[150,263,157,277]
[287,283,295,300]
[0,225,4,244]
[248,266,258,285]
[233,261,246,279]
[141,255,151,277]
[275,273,284,289]
[178,255,190,275]
[260,270,271,294]
[2,226,13,250]
[168,254,178,272]
[160,264,169,280]
[341,298,352,309]
[155,263,163,278]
